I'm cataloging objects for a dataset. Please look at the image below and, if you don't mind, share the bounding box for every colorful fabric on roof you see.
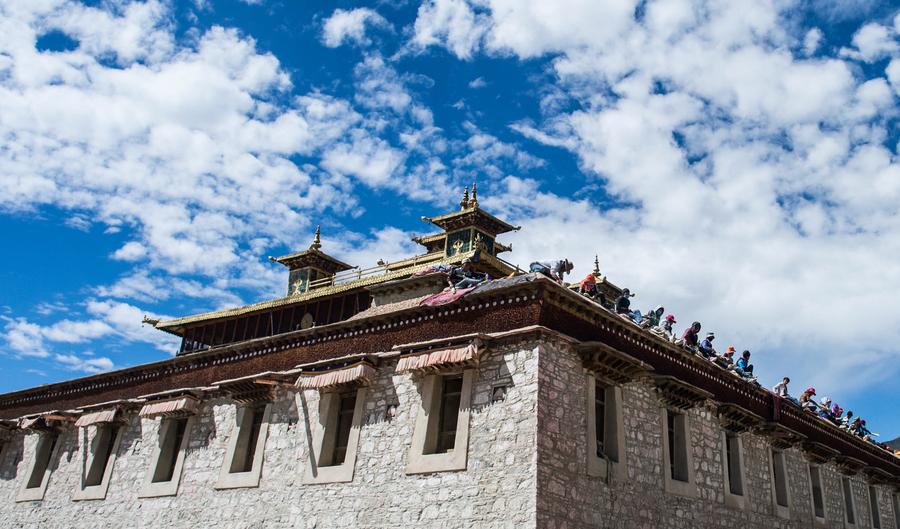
[74,409,118,428]
[396,343,479,373]
[420,286,476,307]
[139,397,198,418]
[295,362,376,389]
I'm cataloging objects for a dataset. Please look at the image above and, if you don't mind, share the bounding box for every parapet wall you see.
[536,338,899,529]
[0,341,540,529]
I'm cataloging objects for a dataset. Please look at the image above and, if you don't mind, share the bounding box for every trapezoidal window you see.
[73,423,124,501]
[870,486,882,529]
[303,387,367,485]
[406,370,474,474]
[17,432,59,501]
[586,376,625,480]
[216,403,271,489]
[771,449,790,511]
[667,411,689,483]
[892,493,899,529]
[725,434,744,496]
[844,477,858,525]
[810,465,826,520]
[140,416,193,498]
[435,375,463,454]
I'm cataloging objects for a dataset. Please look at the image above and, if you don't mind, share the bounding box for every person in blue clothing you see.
[698,332,717,359]
[734,350,754,379]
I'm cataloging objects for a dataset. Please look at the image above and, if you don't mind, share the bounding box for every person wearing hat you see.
[653,314,677,341]
[640,305,665,329]
[799,387,817,411]
[447,258,488,291]
[529,258,573,284]
[715,345,736,369]
[578,272,603,304]
[615,288,635,315]
[698,332,717,359]
[680,321,701,351]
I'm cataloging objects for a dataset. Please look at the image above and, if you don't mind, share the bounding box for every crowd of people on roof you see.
[433,255,897,457]
[539,256,897,457]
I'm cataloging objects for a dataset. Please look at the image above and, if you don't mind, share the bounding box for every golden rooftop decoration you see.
[309,225,322,251]
[469,182,479,208]
[593,255,600,276]
[460,186,469,210]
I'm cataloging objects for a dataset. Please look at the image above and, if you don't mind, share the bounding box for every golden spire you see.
[460,186,470,210]
[593,255,600,276]
[468,182,479,208]
[309,225,322,251]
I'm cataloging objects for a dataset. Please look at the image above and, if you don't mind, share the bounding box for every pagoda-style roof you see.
[421,183,519,236]
[270,248,353,274]
[269,225,353,274]
[422,206,519,236]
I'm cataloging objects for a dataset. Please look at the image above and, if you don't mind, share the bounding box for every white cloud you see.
[54,353,114,374]
[413,0,489,60]
[413,0,900,400]
[847,22,898,63]
[322,8,390,48]
[468,76,486,88]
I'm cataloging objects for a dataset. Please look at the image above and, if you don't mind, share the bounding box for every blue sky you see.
[2,0,900,440]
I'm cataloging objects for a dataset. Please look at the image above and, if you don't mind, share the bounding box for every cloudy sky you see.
[1,0,899,438]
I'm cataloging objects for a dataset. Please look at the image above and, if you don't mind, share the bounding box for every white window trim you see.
[215,403,272,490]
[72,423,125,501]
[722,431,748,510]
[16,431,62,502]
[769,449,791,519]
[810,464,828,524]
[660,408,698,498]
[842,477,860,527]
[139,416,195,498]
[869,485,882,529]
[302,387,367,484]
[406,369,473,475]
[891,493,899,529]
[585,374,625,482]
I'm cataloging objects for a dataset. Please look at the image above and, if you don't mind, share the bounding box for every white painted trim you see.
[406,369,473,474]
[585,374,625,482]
[843,476,859,527]
[72,423,124,501]
[809,464,828,525]
[16,431,62,502]
[215,403,272,489]
[139,416,195,498]
[303,387,367,484]
[869,485,882,529]
[769,448,791,519]
[722,431,748,510]
[660,408,697,498]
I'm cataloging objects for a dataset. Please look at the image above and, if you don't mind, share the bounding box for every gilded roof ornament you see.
[593,255,601,276]
[309,225,322,251]
[460,186,470,210]
[468,182,479,208]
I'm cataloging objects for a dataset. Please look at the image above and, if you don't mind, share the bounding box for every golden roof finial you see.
[309,225,322,251]
[460,186,470,210]
[469,182,478,208]
[593,255,600,276]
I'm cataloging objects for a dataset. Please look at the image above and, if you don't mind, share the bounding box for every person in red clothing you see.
[681,321,701,351]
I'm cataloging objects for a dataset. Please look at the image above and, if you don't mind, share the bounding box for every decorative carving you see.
[800,441,840,464]
[834,456,867,476]
[756,422,806,450]
[577,341,652,385]
[652,375,713,411]
[717,404,765,433]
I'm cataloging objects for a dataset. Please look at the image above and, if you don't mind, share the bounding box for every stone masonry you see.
[0,332,898,528]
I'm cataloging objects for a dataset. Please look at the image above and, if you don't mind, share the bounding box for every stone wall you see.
[535,339,900,529]
[0,340,540,529]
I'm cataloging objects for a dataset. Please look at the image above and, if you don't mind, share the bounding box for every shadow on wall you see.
[0,436,23,480]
